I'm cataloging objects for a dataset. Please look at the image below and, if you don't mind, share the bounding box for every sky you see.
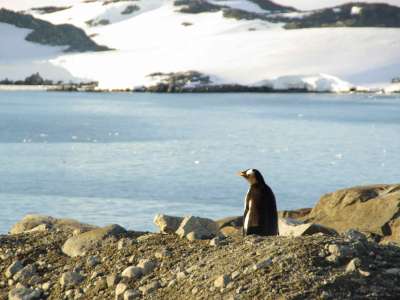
[0,0,82,11]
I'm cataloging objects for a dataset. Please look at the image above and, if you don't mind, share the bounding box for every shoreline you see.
[0,84,395,95]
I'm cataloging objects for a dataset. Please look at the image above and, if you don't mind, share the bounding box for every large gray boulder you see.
[153,214,183,233]
[175,216,218,240]
[303,184,400,241]
[62,224,126,257]
[10,214,96,235]
[278,218,337,237]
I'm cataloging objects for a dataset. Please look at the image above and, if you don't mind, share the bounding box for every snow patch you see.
[351,6,363,15]
[277,11,313,19]
[24,0,164,29]
[257,74,353,92]
[384,83,400,93]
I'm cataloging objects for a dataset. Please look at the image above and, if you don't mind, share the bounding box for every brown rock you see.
[215,216,243,229]
[278,218,337,237]
[214,274,231,288]
[139,281,160,295]
[10,215,96,235]
[153,214,183,234]
[62,224,127,257]
[220,226,241,237]
[278,208,312,219]
[303,184,400,241]
[176,216,218,240]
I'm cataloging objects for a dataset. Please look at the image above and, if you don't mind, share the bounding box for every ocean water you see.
[0,91,399,233]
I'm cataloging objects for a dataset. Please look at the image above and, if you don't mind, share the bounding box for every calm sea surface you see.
[0,91,399,233]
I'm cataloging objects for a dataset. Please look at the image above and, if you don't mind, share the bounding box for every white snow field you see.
[0,0,400,91]
[0,23,78,82]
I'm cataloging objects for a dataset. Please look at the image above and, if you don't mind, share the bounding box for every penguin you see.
[238,169,279,236]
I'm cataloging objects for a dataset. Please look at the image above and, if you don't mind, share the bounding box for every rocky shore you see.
[2,70,399,94]
[1,184,399,299]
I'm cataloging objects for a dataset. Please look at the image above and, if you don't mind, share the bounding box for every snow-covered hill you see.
[273,0,400,11]
[1,0,400,91]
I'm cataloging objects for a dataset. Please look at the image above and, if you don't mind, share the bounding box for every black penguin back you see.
[249,170,279,236]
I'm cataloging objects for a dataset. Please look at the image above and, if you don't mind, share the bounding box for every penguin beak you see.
[237,171,247,177]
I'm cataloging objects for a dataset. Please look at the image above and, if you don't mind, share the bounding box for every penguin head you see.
[237,169,266,185]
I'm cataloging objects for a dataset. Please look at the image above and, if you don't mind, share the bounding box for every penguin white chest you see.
[244,192,252,232]
[244,202,252,232]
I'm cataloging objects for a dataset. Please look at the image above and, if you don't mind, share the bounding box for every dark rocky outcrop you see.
[103,0,136,5]
[0,8,110,52]
[392,77,400,84]
[146,70,211,92]
[0,72,56,86]
[283,3,400,29]
[174,0,221,14]
[174,0,294,21]
[174,0,295,14]
[136,71,275,93]
[121,5,140,15]
[31,6,72,14]
[142,83,274,93]
[222,8,271,21]
[85,18,110,27]
[247,0,295,12]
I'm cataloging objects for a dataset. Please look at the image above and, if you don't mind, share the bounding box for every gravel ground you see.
[1,229,400,300]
